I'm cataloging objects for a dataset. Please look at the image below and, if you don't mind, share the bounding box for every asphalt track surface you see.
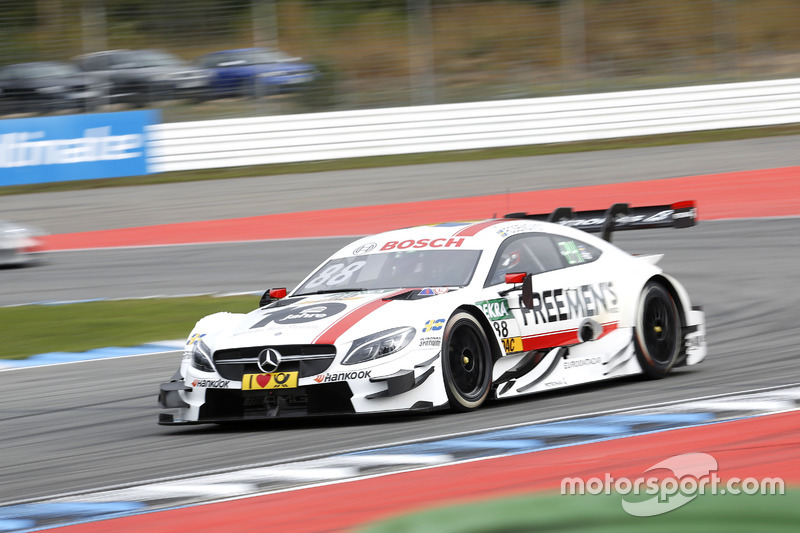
[2,136,800,506]
[2,135,800,233]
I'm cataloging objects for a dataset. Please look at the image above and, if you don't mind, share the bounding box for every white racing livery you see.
[0,219,45,267]
[158,201,707,425]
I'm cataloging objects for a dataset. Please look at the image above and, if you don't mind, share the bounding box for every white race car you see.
[0,220,45,267]
[158,202,706,425]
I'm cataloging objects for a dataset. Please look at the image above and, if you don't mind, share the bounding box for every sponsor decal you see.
[422,318,445,332]
[283,306,337,321]
[242,372,298,390]
[544,378,567,388]
[419,337,441,348]
[313,370,372,383]
[0,111,157,186]
[420,287,450,296]
[502,336,523,354]
[686,334,706,349]
[250,302,347,328]
[558,240,586,265]
[673,208,697,220]
[525,282,618,325]
[429,222,471,227]
[304,290,384,303]
[563,356,601,369]
[495,223,540,238]
[477,298,514,321]
[643,209,673,223]
[562,211,682,229]
[353,242,377,255]
[380,237,465,251]
[191,379,230,389]
[577,244,594,261]
[186,333,206,345]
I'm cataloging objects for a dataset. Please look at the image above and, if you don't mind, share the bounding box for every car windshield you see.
[4,62,80,79]
[111,50,183,68]
[294,249,482,295]
[211,49,292,67]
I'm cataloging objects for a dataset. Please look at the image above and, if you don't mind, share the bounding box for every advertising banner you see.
[0,110,159,186]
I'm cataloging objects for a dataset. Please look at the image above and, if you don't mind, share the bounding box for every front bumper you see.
[680,307,707,366]
[158,351,443,425]
[157,379,441,425]
[158,381,353,425]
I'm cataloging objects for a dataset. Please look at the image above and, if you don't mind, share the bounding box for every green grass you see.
[356,490,798,533]
[0,295,259,359]
[2,123,799,197]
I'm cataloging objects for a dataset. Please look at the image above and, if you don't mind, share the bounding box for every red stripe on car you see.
[453,219,507,237]
[313,290,408,345]
[520,322,619,351]
[600,322,618,337]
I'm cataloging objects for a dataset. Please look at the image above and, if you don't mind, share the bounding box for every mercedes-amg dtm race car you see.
[158,201,707,425]
[0,219,45,267]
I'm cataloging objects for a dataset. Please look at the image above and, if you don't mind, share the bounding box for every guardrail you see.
[145,78,799,173]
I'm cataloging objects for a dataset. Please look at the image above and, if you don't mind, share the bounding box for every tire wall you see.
[456,305,504,364]
[648,272,694,327]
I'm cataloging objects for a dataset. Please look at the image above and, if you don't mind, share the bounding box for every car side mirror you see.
[498,272,527,296]
[259,287,287,307]
[504,272,526,284]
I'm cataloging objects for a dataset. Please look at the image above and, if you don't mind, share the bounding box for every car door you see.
[484,232,618,356]
[78,54,118,97]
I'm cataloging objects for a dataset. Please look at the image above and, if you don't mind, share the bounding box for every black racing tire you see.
[441,311,492,411]
[634,282,681,378]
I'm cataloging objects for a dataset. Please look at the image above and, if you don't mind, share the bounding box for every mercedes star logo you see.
[257,348,282,373]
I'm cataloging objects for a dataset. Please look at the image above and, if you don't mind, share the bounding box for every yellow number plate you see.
[242,372,299,390]
[502,336,523,354]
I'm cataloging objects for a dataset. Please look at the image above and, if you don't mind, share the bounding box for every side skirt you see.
[494,328,642,400]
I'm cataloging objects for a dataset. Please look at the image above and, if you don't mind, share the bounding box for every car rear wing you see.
[504,201,697,242]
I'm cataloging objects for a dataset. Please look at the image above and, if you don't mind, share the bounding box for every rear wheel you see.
[442,312,492,411]
[634,282,681,378]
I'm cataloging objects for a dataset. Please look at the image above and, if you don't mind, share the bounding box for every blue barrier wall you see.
[0,110,159,186]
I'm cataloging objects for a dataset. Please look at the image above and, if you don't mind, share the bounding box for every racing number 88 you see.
[493,321,509,338]
[305,261,366,289]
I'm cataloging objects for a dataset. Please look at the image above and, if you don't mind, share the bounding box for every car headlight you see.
[342,327,415,366]
[189,339,215,372]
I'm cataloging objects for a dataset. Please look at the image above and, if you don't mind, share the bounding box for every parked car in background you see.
[72,49,210,107]
[0,61,104,115]
[198,48,316,98]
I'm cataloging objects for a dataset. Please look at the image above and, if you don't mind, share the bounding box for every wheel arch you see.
[454,304,504,363]
[646,273,690,327]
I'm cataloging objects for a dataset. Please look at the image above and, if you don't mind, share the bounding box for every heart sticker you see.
[256,374,271,388]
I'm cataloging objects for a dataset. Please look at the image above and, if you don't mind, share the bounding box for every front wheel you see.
[634,282,681,378]
[441,312,492,411]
